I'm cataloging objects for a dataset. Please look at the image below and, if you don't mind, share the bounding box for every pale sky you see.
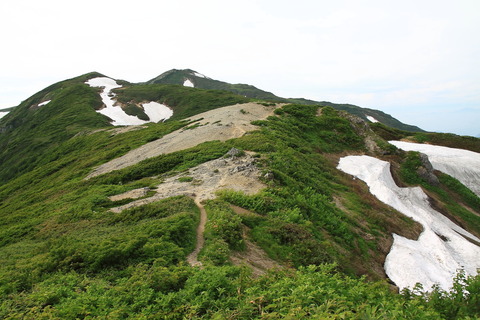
[1,0,479,136]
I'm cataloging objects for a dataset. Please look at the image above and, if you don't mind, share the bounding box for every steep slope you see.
[338,155,480,291]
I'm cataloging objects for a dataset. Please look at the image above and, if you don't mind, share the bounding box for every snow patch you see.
[0,111,8,120]
[183,79,194,87]
[366,115,379,123]
[38,100,51,107]
[86,77,174,126]
[142,102,173,122]
[390,141,480,196]
[86,77,146,126]
[338,155,480,291]
[193,71,208,78]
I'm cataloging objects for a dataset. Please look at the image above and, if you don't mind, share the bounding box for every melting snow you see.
[0,111,8,120]
[86,77,144,126]
[390,141,480,197]
[86,77,173,126]
[38,100,51,107]
[366,115,379,123]
[193,71,207,78]
[142,102,173,122]
[338,155,480,291]
[183,79,194,87]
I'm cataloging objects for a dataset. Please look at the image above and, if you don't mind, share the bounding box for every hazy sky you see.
[1,0,479,136]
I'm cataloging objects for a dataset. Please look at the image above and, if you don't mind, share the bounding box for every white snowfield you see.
[0,111,8,120]
[183,79,194,87]
[142,102,173,123]
[86,77,172,126]
[366,115,379,123]
[38,100,51,107]
[193,71,208,79]
[390,141,480,197]
[338,155,480,291]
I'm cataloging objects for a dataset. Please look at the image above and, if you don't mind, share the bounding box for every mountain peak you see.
[147,68,210,85]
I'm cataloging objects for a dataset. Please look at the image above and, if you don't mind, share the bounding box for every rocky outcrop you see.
[416,153,440,185]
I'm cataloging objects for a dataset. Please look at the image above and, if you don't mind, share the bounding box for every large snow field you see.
[338,155,480,291]
[86,77,172,125]
[366,115,379,123]
[0,111,8,120]
[390,141,480,197]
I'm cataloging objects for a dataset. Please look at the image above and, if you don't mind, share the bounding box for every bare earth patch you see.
[86,102,280,179]
[110,152,266,213]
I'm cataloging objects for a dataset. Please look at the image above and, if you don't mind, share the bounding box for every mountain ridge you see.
[147,68,424,132]
[0,70,479,318]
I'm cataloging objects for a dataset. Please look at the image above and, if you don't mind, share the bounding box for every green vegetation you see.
[399,151,480,235]
[2,262,478,319]
[200,200,245,265]
[114,84,250,121]
[147,69,285,102]
[0,78,109,183]
[0,70,479,320]
[122,103,150,121]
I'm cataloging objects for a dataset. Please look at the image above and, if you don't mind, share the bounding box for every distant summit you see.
[147,69,282,101]
[147,69,424,132]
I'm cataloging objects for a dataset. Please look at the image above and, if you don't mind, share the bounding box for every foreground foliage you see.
[2,263,479,319]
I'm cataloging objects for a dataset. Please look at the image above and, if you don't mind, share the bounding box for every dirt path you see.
[107,152,269,269]
[186,198,207,267]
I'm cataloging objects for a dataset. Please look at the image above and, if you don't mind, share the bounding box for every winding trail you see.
[186,198,207,267]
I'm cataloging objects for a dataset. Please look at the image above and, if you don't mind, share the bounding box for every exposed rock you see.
[110,152,266,212]
[263,172,274,180]
[416,153,440,185]
[339,112,386,154]
[226,147,242,158]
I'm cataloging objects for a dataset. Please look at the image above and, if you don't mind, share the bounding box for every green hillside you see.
[147,69,283,101]
[0,72,110,183]
[0,75,479,320]
[0,74,249,184]
[114,83,249,121]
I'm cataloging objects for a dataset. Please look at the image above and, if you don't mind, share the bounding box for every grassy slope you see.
[0,101,479,318]
[0,73,110,183]
[0,75,250,184]
[114,83,250,121]
[146,69,284,102]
